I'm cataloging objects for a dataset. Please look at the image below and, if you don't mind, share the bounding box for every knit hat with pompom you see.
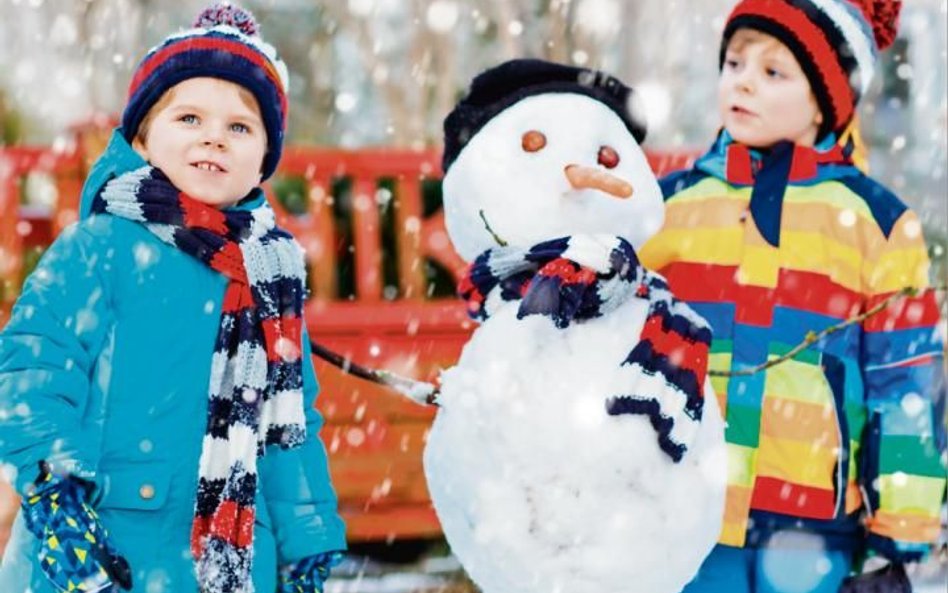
[721,0,901,139]
[122,3,289,180]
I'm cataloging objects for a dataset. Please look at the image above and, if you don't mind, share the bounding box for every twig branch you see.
[309,284,945,403]
[309,341,439,406]
[479,209,508,247]
[710,285,943,378]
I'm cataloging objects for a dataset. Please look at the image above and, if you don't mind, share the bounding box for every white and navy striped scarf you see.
[458,235,712,462]
[92,166,307,593]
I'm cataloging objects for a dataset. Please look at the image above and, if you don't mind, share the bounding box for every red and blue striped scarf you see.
[458,235,713,462]
[92,166,307,593]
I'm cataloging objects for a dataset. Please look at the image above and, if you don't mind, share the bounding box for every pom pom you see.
[193,2,259,37]
[848,0,902,50]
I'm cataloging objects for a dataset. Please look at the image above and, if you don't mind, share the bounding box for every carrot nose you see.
[564,165,633,198]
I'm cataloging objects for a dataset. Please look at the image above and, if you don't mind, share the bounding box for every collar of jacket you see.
[693,130,857,247]
[79,127,266,220]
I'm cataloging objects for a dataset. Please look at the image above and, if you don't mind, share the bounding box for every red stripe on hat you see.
[730,0,855,127]
[129,36,287,123]
[180,194,229,234]
[261,316,302,362]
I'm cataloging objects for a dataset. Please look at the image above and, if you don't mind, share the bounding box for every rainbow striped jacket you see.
[640,133,946,561]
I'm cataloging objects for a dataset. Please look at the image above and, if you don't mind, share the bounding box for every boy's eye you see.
[765,68,784,79]
[179,114,199,125]
[230,122,251,134]
[724,58,740,69]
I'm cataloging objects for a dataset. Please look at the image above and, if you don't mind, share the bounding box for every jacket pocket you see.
[822,353,851,518]
[96,464,171,511]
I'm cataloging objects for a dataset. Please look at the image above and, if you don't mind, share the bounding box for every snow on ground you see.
[327,547,947,593]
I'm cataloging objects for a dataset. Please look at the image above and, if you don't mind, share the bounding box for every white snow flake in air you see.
[335,92,358,114]
[574,0,622,40]
[347,0,375,18]
[636,81,673,130]
[900,392,925,417]
[133,241,158,270]
[837,208,857,227]
[426,1,459,34]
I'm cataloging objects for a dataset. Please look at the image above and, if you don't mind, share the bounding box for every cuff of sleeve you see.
[866,532,930,563]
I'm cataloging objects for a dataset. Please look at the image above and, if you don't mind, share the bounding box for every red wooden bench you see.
[0,122,698,549]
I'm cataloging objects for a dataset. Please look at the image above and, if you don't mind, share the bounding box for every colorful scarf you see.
[92,166,308,593]
[458,235,712,462]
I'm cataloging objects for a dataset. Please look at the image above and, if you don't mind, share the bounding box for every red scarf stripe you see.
[640,316,710,380]
[261,316,303,362]
[209,242,248,284]
[129,37,287,120]
[181,194,229,235]
[207,499,256,548]
[537,258,598,285]
[730,0,854,125]
[221,282,254,314]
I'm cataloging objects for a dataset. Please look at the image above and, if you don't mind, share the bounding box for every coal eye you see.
[521,130,547,153]
[598,145,620,169]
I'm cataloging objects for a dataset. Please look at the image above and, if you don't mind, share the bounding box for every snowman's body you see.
[426,79,726,593]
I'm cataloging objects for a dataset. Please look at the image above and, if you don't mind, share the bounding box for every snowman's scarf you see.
[92,166,308,593]
[458,235,712,462]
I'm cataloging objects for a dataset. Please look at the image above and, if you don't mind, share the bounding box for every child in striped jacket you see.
[640,1,946,592]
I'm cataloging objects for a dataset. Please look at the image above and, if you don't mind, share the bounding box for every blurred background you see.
[1,1,946,591]
[0,0,946,233]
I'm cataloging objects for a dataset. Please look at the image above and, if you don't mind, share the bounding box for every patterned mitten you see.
[839,561,911,593]
[278,551,344,593]
[21,461,133,592]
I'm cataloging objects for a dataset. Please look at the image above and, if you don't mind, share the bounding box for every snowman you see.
[423,59,727,593]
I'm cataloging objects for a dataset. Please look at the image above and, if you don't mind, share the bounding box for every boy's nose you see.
[202,136,227,150]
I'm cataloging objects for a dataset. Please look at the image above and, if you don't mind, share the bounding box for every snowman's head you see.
[442,60,665,262]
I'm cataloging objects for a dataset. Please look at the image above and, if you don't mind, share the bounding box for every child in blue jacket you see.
[0,4,346,592]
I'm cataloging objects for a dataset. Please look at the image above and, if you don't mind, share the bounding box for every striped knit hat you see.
[721,0,902,139]
[122,3,289,180]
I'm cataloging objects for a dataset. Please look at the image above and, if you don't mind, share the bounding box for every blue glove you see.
[278,551,344,593]
[21,461,132,593]
[839,562,911,593]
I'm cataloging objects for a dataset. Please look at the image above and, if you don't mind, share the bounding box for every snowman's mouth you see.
[479,209,508,247]
[564,165,633,198]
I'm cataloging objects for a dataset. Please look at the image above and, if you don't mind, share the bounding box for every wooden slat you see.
[351,176,382,301]
[305,175,338,299]
[0,160,23,325]
[395,177,426,300]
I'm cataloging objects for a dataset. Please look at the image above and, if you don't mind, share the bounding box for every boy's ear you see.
[131,136,149,160]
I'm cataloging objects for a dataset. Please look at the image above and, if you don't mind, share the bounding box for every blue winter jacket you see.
[0,130,347,592]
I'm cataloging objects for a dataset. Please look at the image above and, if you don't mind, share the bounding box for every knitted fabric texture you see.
[442,59,647,173]
[458,235,712,461]
[91,166,308,593]
[721,0,902,138]
[122,3,289,180]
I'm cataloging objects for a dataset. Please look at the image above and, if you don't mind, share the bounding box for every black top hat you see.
[442,59,648,174]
